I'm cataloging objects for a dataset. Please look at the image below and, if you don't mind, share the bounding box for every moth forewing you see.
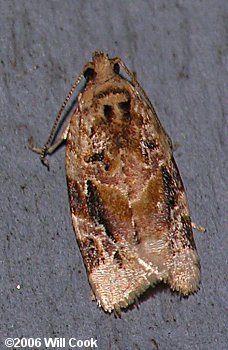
[30,51,201,313]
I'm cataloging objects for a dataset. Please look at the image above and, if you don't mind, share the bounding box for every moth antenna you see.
[40,71,84,165]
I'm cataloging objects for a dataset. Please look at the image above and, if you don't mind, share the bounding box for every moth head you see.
[112,58,120,74]
[83,52,121,82]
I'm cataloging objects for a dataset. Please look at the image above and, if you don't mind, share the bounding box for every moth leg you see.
[28,126,68,155]
[28,123,70,169]
[172,142,180,151]
[192,222,206,233]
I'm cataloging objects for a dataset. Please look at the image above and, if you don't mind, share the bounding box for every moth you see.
[29,51,202,314]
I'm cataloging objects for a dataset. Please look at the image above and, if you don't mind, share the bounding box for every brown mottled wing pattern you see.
[66,54,200,313]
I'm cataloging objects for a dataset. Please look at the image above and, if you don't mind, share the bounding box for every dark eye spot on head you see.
[103,105,113,122]
[113,63,120,74]
[84,68,96,81]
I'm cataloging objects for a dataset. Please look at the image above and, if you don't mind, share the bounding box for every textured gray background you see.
[1,1,227,349]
